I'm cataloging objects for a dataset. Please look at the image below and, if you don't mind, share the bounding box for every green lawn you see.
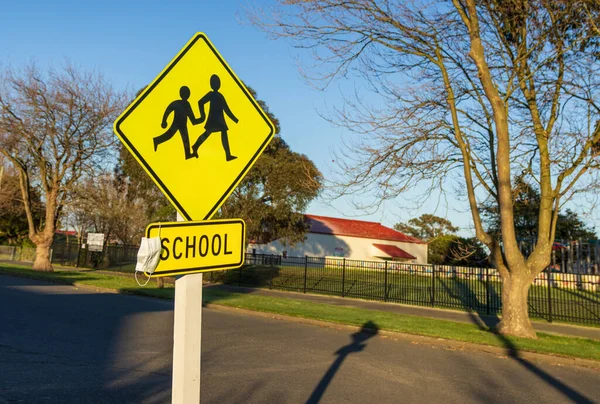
[1,263,600,362]
[0,263,176,299]
[208,263,600,326]
[103,263,136,273]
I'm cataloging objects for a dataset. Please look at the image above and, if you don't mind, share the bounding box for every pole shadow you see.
[306,321,379,404]
[453,278,595,404]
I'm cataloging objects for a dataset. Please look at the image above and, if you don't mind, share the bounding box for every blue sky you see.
[4,0,592,237]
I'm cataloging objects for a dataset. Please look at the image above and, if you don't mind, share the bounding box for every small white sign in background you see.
[87,233,105,252]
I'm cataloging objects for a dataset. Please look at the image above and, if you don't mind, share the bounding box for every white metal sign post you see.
[171,213,202,403]
[173,281,203,400]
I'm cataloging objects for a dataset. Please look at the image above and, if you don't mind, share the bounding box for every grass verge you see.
[2,263,599,362]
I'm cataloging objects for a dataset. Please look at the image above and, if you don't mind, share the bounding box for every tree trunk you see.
[497,272,536,338]
[32,243,53,271]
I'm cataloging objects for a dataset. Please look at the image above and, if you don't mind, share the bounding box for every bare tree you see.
[64,204,93,246]
[0,63,125,270]
[0,156,44,245]
[73,173,147,247]
[250,0,600,338]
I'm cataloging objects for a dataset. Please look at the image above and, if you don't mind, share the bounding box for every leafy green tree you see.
[217,136,321,244]
[395,214,487,265]
[217,87,322,245]
[394,214,459,241]
[482,177,596,242]
[114,144,176,223]
[429,235,489,267]
[555,210,596,241]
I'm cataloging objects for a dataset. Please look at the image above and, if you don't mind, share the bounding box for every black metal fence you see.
[212,253,600,326]
[4,244,599,326]
[50,243,139,268]
[1,243,138,269]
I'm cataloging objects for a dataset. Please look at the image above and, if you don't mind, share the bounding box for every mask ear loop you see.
[144,222,162,278]
[135,269,152,287]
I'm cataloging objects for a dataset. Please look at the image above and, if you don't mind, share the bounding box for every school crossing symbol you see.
[114,33,275,221]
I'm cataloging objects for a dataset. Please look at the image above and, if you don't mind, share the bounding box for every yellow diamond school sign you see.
[114,33,275,221]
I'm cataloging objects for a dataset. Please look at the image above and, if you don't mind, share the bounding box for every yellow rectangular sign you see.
[146,219,245,277]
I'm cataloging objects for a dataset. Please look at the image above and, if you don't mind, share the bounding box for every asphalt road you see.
[1,275,599,404]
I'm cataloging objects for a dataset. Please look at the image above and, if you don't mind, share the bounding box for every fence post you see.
[10,246,16,261]
[303,256,308,293]
[238,264,243,286]
[270,254,275,289]
[342,258,346,297]
[119,247,124,272]
[431,265,436,307]
[485,267,490,315]
[384,260,388,302]
[546,270,553,323]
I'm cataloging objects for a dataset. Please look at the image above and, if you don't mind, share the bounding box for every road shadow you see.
[0,274,173,403]
[452,278,594,404]
[306,321,379,404]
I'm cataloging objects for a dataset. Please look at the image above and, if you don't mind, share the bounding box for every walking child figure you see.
[153,86,202,160]
[191,74,239,161]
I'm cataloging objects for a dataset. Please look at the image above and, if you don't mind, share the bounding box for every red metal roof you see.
[372,244,416,259]
[305,214,424,244]
[56,230,77,236]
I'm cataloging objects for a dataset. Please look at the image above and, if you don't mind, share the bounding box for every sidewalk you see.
[204,283,600,341]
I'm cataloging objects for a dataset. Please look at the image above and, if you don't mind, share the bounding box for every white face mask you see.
[134,233,162,286]
[136,236,162,274]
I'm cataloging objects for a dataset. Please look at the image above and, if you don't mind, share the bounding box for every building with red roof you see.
[248,214,427,263]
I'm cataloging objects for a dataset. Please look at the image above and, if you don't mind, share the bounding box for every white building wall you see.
[248,233,428,264]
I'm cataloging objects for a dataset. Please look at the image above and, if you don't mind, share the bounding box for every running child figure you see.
[153,86,202,160]
[191,74,239,162]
